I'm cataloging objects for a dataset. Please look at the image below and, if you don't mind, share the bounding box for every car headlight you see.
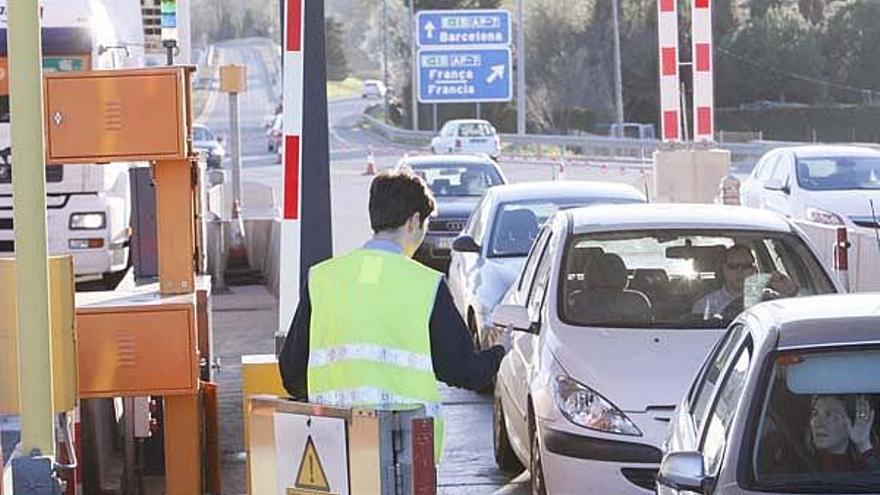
[552,375,642,436]
[69,212,106,230]
[805,207,843,225]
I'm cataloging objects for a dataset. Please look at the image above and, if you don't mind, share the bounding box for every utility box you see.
[44,67,192,164]
[0,257,78,415]
[130,166,159,281]
[75,287,198,397]
[220,64,246,93]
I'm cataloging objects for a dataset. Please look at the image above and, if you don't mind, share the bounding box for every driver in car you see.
[692,244,798,319]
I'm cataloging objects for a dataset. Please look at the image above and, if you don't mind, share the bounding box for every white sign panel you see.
[274,412,350,495]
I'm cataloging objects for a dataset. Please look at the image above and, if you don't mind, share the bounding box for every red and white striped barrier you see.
[691,0,714,142]
[279,0,305,335]
[657,0,681,142]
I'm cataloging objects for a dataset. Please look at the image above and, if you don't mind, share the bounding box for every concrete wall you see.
[653,148,731,203]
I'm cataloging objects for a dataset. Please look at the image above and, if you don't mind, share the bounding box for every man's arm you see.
[278,283,311,401]
[429,279,506,391]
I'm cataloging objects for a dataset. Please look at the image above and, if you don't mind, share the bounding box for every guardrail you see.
[360,111,880,170]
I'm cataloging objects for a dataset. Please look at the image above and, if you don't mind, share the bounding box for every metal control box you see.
[75,286,198,398]
[0,257,78,415]
[44,67,191,164]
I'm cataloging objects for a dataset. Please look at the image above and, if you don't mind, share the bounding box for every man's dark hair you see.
[369,168,435,233]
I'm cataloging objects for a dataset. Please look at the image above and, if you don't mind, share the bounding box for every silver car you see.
[447,181,645,349]
[658,293,880,494]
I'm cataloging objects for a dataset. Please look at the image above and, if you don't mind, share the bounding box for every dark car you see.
[400,154,507,272]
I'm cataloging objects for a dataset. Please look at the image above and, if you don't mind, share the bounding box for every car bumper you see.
[540,426,661,494]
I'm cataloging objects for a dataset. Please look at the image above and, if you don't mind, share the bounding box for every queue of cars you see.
[407,140,878,494]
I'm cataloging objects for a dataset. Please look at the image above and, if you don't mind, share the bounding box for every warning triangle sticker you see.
[294,436,331,492]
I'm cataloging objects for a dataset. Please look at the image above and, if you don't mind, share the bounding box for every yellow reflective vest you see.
[308,249,445,459]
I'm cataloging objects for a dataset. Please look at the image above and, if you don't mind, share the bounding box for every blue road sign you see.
[417,10,511,47]
[417,48,512,103]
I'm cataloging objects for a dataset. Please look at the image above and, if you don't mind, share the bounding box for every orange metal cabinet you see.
[75,288,198,398]
[44,67,190,164]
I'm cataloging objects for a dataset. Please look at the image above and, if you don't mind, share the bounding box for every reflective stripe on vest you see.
[308,249,445,460]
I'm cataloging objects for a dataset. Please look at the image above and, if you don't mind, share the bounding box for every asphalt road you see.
[200,37,657,494]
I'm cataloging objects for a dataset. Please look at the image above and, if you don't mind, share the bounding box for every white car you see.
[431,119,501,159]
[447,181,646,350]
[490,204,841,494]
[658,294,880,495]
[361,79,387,99]
[740,145,880,228]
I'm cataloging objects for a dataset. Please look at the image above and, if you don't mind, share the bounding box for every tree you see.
[823,0,880,103]
[325,18,350,81]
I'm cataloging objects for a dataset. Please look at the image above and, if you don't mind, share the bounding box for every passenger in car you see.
[691,244,797,319]
[807,395,879,471]
[570,253,652,326]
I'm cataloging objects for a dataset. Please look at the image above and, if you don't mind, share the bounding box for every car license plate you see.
[435,236,454,250]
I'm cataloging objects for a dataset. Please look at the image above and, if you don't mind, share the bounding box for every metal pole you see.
[8,0,55,456]
[409,0,418,130]
[382,0,389,120]
[611,0,624,126]
[229,91,242,209]
[516,0,526,135]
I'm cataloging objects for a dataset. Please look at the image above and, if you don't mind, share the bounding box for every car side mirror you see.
[657,451,710,494]
[764,179,789,194]
[452,235,480,253]
[491,304,535,333]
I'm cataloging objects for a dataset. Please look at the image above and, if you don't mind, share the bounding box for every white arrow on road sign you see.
[486,65,505,84]
[424,21,436,39]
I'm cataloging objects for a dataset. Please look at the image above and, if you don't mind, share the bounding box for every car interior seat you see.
[569,253,653,326]
[494,209,540,255]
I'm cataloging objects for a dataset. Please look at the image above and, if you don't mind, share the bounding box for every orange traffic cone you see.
[364,146,377,175]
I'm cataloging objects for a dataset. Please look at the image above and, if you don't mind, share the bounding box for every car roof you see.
[444,119,492,126]
[401,154,496,166]
[486,181,645,203]
[745,294,880,350]
[772,145,880,158]
[566,203,794,234]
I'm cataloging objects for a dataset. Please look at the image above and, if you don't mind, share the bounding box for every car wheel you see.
[529,413,547,495]
[493,392,523,472]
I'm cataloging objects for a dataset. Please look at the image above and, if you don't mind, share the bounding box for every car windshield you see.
[797,156,880,191]
[751,348,880,492]
[411,163,503,197]
[559,230,835,329]
[488,197,642,258]
[458,123,494,137]
[194,126,213,142]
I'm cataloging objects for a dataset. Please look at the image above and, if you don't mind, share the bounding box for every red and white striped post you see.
[279,0,305,336]
[691,0,714,142]
[657,0,681,142]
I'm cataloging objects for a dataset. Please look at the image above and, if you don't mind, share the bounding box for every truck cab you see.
[0,0,145,286]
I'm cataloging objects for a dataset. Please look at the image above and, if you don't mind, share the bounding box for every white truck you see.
[0,0,145,287]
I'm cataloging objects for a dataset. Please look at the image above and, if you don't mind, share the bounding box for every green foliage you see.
[325,18,350,81]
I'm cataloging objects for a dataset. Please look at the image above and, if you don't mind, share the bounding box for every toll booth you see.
[0,65,220,494]
[247,396,437,495]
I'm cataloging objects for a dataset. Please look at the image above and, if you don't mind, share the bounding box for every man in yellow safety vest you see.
[279,168,509,460]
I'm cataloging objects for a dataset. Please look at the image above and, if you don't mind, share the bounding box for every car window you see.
[457,122,493,137]
[558,230,835,329]
[751,347,880,490]
[527,234,555,323]
[771,153,791,184]
[516,227,551,297]
[757,155,779,181]
[701,339,753,476]
[690,324,746,429]
[796,155,880,191]
[488,197,642,259]
[194,127,210,141]
[465,196,488,245]
[410,163,504,197]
